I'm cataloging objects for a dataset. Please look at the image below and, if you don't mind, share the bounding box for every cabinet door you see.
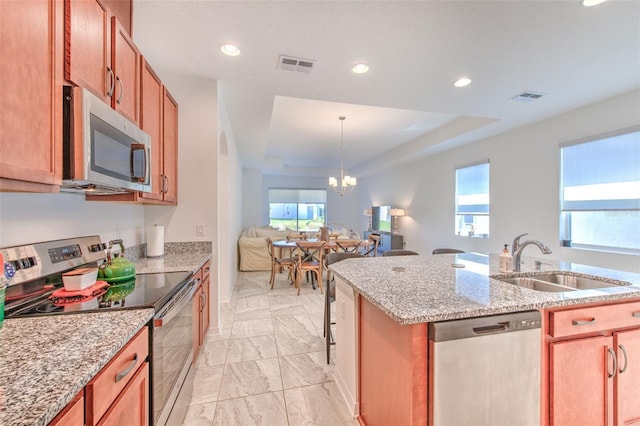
[50,391,84,426]
[550,335,614,426]
[202,275,210,335]
[0,0,62,190]
[65,0,111,102]
[139,58,164,201]
[98,363,149,426]
[615,328,640,426]
[192,285,203,361]
[162,88,178,204]
[111,16,139,124]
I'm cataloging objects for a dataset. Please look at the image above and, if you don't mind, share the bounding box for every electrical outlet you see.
[196,224,205,236]
[115,227,122,239]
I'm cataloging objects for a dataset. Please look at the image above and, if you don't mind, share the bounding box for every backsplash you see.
[124,241,213,261]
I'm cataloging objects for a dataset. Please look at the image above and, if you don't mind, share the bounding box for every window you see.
[455,161,490,238]
[268,189,327,231]
[560,127,640,253]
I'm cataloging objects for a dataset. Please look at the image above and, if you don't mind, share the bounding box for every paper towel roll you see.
[147,225,165,257]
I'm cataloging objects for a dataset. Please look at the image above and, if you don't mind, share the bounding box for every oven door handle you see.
[154,278,199,327]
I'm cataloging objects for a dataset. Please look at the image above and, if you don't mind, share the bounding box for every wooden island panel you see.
[359,297,428,426]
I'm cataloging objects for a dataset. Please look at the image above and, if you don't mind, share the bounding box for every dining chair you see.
[382,249,419,256]
[265,238,297,289]
[432,248,465,254]
[335,239,365,253]
[362,234,381,257]
[294,241,326,295]
[325,252,364,364]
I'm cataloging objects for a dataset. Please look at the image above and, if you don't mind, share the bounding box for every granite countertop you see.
[329,252,640,325]
[0,309,154,426]
[128,241,212,275]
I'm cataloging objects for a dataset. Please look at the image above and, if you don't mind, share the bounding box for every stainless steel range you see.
[1,235,198,425]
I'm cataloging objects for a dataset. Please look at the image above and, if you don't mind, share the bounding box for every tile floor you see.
[181,270,359,425]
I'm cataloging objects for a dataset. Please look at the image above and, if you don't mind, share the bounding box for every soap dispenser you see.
[499,244,513,273]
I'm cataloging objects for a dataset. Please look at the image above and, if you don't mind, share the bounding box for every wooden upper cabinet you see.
[65,0,139,124]
[162,88,179,204]
[111,16,139,124]
[139,59,164,201]
[65,0,112,102]
[0,0,62,191]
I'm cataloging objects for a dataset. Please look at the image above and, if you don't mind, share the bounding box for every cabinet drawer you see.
[550,301,640,338]
[86,327,149,424]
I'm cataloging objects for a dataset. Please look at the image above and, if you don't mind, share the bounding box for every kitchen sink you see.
[494,271,632,292]
[498,277,576,292]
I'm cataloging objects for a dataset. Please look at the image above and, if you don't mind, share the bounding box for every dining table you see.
[272,238,370,288]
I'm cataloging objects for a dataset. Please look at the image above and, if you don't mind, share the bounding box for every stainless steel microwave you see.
[62,86,151,194]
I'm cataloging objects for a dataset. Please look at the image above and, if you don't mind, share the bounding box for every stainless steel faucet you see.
[513,236,552,272]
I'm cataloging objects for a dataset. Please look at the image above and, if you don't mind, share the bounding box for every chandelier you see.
[329,116,356,196]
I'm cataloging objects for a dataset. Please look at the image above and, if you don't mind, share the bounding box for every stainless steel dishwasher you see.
[428,310,541,426]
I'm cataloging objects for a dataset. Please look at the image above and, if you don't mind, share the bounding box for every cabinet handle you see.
[115,76,124,105]
[607,347,617,379]
[205,267,210,274]
[115,353,138,383]
[632,311,640,318]
[106,67,115,97]
[572,318,596,326]
[619,344,628,374]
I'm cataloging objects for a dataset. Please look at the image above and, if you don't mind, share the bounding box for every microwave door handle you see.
[130,143,146,183]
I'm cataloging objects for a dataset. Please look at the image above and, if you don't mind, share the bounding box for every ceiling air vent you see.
[509,91,545,102]
[279,55,315,73]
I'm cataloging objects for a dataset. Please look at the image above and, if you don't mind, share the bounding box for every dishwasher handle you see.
[473,322,509,335]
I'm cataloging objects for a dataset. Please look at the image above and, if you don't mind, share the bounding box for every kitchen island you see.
[329,252,640,425]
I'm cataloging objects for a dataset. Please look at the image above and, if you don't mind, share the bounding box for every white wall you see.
[358,89,640,273]
[0,192,144,247]
[217,87,243,304]
[253,175,361,235]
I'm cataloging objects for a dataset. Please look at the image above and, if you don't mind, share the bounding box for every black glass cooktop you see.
[5,271,193,318]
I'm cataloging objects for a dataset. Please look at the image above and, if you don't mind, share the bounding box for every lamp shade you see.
[389,208,405,217]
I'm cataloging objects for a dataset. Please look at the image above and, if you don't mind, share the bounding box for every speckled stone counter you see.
[0,309,154,426]
[329,252,640,324]
[130,242,211,275]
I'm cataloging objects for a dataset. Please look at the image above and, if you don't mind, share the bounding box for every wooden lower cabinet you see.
[550,335,614,426]
[615,328,640,426]
[192,263,211,361]
[98,363,149,426]
[547,300,640,426]
[50,391,84,426]
[85,327,149,426]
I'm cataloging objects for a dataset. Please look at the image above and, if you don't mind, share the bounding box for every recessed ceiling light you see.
[220,43,240,56]
[453,77,472,88]
[582,0,608,6]
[352,63,369,74]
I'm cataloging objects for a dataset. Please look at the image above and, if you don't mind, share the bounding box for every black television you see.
[371,205,392,233]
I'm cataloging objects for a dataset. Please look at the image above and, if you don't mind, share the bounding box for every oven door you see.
[152,276,199,425]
